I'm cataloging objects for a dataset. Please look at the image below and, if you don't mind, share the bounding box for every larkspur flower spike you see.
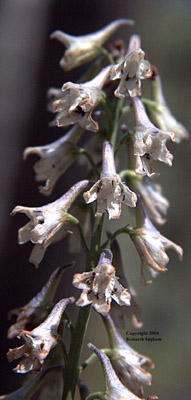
[132,97,175,178]
[24,125,82,196]
[49,66,111,132]
[50,19,134,70]
[73,249,131,316]
[11,180,88,267]
[110,34,152,98]
[83,141,137,219]
[7,298,74,374]
[148,74,189,143]
[88,343,158,400]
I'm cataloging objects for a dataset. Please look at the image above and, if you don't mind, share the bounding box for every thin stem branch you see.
[79,348,112,374]
[77,148,100,178]
[119,169,141,181]
[85,392,105,400]
[101,225,133,249]
[120,104,131,116]
[65,213,90,256]
[114,132,131,157]
[110,98,123,148]
[97,46,114,64]
[58,337,69,367]
[141,98,159,108]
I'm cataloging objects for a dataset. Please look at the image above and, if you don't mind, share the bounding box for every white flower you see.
[11,180,88,267]
[50,19,134,70]
[147,74,189,143]
[7,262,74,339]
[24,125,81,196]
[7,298,74,374]
[83,141,137,219]
[110,34,152,98]
[130,207,183,285]
[88,343,158,400]
[103,315,154,397]
[73,249,131,316]
[108,235,143,329]
[132,97,175,178]
[49,67,111,132]
[133,176,169,225]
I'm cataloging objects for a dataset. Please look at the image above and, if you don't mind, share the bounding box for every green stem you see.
[119,169,140,181]
[62,217,104,399]
[101,97,113,136]
[97,46,114,64]
[101,225,133,249]
[114,131,131,157]
[65,213,90,256]
[110,98,123,148]
[79,353,97,373]
[121,104,131,116]
[79,348,112,374]
[58,337,69,367]
[78,148,100,178]
[141,98,159,109]
[85,392,105,400]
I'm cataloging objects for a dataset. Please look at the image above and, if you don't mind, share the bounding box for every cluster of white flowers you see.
[4,18,187,400]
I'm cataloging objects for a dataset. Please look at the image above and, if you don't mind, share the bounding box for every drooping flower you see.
[73,249,131,316]
[8,262,74,339]
[83,141,137,219]
[88,343,158,400]
[130,202,183,285]
[11,180,88,267]
[147,74,189,143]
[132,176,169,225]
[110,34,152,98]
[50,19,134,71]
[108,235,143,329]
[49,66,111,132]
[103,314,154,397]
[132,97,175,178]
[7,298,74,374]
[24,125,82,196]
[0,365,62,399]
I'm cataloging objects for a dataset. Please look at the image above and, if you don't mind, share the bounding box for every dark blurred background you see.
[0,0,191,398]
